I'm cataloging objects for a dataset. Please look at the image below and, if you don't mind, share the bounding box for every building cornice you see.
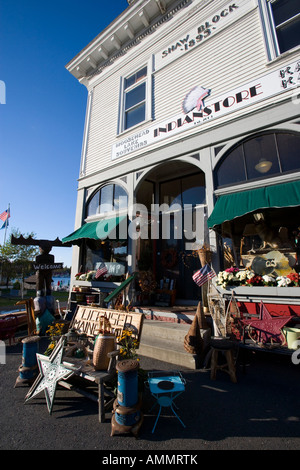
[66,0,191,83]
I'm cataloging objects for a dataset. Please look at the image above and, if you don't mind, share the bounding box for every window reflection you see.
[216,132,300,188]
[100,185,114,213]
[216,146,245,187]
[86,184,128,217]
[160,172,206,208]
[244,134,280,179]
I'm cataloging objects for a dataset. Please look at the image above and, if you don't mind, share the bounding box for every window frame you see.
[118,58,153,134]
[258,0,300,60]
[86,183,128,220]
[214,131,300,189]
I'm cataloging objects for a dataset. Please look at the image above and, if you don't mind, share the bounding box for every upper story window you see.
[119,64,152,133]
[259,0,300,59]
[215,132,300,188]
[86,183,128,218]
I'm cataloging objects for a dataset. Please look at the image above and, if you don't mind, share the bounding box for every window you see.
[86,183,128,218]
[259,0,300,59]
[120,65,150,132]
[84,184,128,277]
[215,132,300,188]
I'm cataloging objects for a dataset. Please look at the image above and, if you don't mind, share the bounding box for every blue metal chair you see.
[147,371,186,433]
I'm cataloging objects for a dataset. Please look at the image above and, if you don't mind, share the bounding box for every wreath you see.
[161,248,178,269]
[138,271,157,293]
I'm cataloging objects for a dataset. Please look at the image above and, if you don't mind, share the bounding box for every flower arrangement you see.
[286,272,300,286]
[75,270,124,283]
[44,322,65,356]
[216,268,299,288]
[117,328,139,360]
[216,267,254,288]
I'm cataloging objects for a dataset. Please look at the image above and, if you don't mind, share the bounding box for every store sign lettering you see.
[161,4,238,60]
[154,84,263,138]
[155,0,254,70]
[111,59,300,160]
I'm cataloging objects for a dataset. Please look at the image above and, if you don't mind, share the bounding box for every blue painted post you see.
[15,336,40,386]
[116,359,139,408]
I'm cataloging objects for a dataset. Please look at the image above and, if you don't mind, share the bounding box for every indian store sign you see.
[155,0,254,71]
[112,59,300,160]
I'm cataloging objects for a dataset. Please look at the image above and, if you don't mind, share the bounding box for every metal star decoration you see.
[242,302,292,344]
[25,337,76,414]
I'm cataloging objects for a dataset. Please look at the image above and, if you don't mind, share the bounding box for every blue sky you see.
[0,0,128,268]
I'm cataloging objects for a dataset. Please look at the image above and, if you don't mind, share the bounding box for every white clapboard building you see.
[63,0,300,309]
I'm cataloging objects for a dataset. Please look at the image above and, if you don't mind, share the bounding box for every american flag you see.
[192,264,216,287]
[95,262,108,279]
[0,208,10,230]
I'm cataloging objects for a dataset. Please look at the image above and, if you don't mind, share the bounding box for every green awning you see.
[62,215,127,245]
[208,180,300,229]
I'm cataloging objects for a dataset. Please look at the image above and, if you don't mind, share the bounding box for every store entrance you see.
[135,161,207,303]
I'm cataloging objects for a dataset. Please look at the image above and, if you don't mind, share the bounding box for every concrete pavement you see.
[1,336,300,453]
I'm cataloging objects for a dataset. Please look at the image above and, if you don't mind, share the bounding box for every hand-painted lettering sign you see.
[112,60,300,160]
[155,1,253,70]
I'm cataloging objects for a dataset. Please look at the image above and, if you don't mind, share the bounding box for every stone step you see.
[138,320,210,369]
[141,319,191,342]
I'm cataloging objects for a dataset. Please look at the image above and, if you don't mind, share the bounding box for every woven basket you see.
[92,317,115,370]
[93,334,115,370]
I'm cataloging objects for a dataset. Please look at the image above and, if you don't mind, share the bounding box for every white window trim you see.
[258,0,279,60]
[118,56,153,135]
[258,0,300,61]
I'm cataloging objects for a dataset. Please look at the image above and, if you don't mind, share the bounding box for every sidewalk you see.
[1,336,300,452]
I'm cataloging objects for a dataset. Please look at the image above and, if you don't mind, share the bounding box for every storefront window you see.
[214,132,300,281]
[216,132,300,188]
[85,239,127,281]
[244,134,280,180]
[83,184,128,280]
[160,173,206,208]
[100,184,114,213]
[86,183,128,218]
[215,146,245,187]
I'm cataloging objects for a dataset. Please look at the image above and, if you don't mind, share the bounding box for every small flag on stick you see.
[95,262,108,279]
[192,264,216,287]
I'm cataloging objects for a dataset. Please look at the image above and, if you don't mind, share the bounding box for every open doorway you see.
[135,160,207,302]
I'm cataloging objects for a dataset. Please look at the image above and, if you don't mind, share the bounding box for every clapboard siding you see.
[82,0,297,177]
[154,9,265,121]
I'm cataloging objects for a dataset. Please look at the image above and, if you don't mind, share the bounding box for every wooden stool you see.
[210,339,237,383]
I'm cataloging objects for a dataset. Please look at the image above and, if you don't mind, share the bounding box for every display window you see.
[78,183,129,281]
[213,132,300,285]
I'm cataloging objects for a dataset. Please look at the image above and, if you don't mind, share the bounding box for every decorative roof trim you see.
[87,0,191,80]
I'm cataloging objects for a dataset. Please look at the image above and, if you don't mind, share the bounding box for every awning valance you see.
[207,180,300,230]
[62,215,127,245]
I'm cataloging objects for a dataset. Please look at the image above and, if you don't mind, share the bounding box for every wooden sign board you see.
[70,306,144,341]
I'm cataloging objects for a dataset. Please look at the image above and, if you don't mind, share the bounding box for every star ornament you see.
[242,302,292,344]
[25,337,75,414]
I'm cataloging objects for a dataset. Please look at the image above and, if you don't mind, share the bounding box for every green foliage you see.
[0,228,40,285]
